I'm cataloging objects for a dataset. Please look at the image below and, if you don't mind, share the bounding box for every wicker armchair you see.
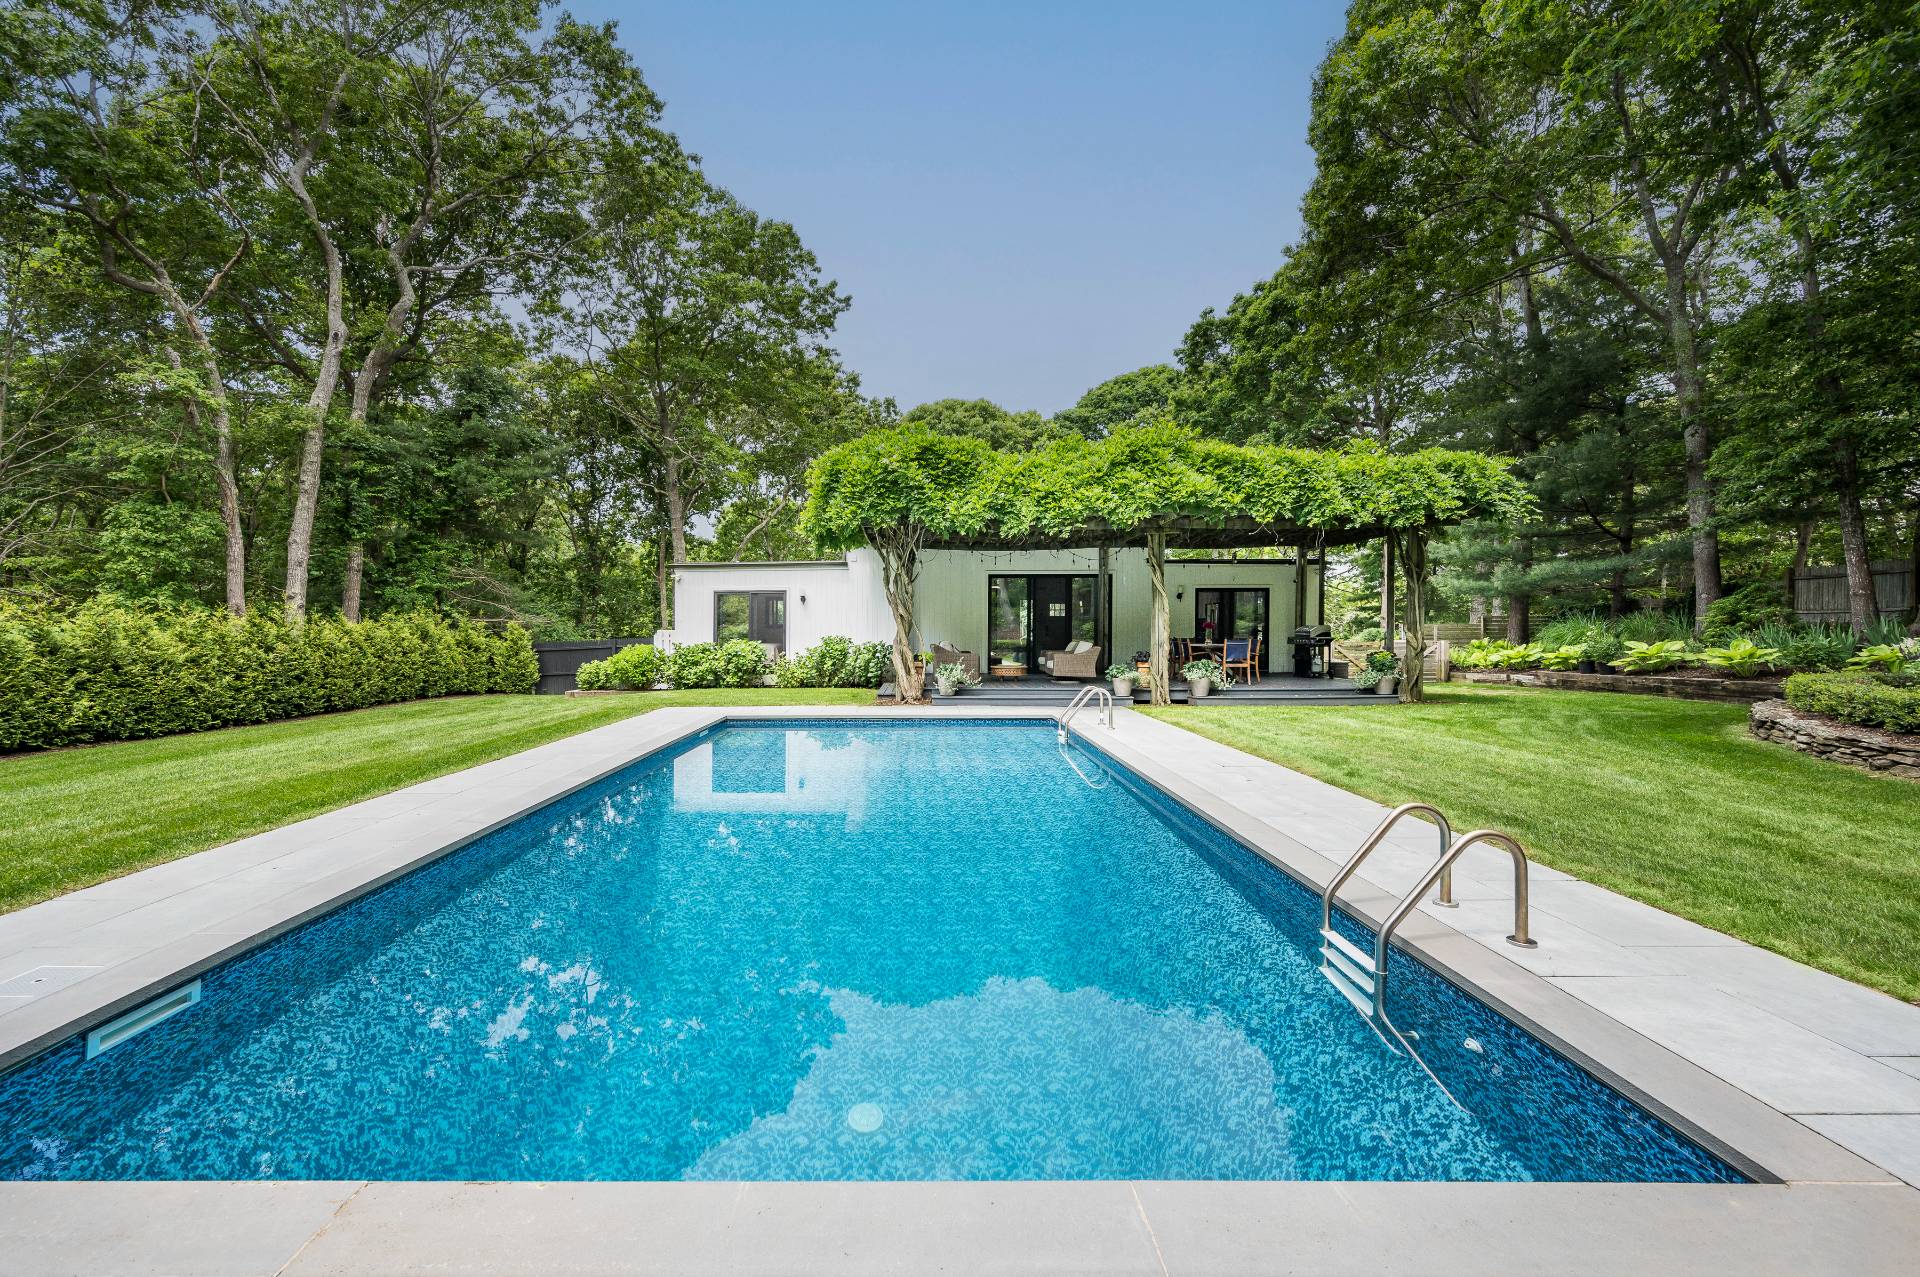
[928,642,980,679]
[1040,643,1102,680]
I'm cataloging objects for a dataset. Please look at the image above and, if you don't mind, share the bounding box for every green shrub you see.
[665,642,724,688]
[1614,610,1696,644]
[1702,583,1794,638]
[1785,671,1920,735]
[1365,648,1401,674]
[1492,642,1545,670]
[1450,638,1510,670]
[847,641,893,687]
[577,644,664,691]
[717,639,773,687]
[770,655,809,688]
[799,634,856,687]
[0,601,536,752]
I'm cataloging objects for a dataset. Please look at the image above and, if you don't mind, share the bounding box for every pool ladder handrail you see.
[1056,685,1114,744]
[1317,803,1540,1111]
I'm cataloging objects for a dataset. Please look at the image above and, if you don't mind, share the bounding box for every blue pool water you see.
[0,721,1742,1182]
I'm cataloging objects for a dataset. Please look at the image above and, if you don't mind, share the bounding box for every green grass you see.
[1144,685,1920,1003]
[0,689,874,914]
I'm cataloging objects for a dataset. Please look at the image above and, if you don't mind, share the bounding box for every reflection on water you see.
[687,976,1294,1181]
[674,728,878,827]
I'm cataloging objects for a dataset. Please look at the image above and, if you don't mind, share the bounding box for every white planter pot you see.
[936,680,958,697]
[1112,678,1134,697]
[1189,677,1213,698]
[1378,674,1399,696]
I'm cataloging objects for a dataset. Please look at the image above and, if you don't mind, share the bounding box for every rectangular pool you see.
[0,720,1743,1182]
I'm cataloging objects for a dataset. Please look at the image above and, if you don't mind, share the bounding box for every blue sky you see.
[575,2,1346,415]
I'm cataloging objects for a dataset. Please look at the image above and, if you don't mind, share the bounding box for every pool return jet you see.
[1319,802,1538,1111]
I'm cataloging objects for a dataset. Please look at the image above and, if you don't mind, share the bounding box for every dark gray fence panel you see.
[532,639,647,694]
[1791,560,1914,624]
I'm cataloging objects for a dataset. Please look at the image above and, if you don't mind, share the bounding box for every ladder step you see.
[1320,961,1375,1018]
[1319,926,1375,972]
[1319,942,1376,997]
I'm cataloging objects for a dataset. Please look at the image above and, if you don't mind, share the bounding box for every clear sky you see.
[574,1,1347,415]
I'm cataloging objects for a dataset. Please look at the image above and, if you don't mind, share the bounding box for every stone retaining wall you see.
[1454,668,1782,704]
[1749,698,1920,780]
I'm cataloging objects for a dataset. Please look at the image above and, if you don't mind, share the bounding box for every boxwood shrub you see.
[0,601,538,752]
[1783,671,1920,735]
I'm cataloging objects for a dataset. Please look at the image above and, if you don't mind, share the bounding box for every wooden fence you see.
[532,638,648,695]
[1790,560,1915,624]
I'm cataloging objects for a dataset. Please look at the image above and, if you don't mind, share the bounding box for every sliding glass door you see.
[1193,587,1269,671]
[986,574,1105,670]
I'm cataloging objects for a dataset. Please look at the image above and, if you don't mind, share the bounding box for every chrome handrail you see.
[1057,686,1114,744]
[1371,829,1537,985]
[1319,802,1452,937]
[1058,740,1111,789]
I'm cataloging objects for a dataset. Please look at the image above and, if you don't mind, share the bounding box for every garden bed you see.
[1453,668,1783,704]
[1750,699,1920,781]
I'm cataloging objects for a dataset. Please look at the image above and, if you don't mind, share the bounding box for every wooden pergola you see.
[924,517,1411,706]
[802,425,1531,706]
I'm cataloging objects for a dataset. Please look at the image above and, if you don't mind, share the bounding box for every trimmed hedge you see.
[576,635,893,693]
[1784,671,1920,736]
[0,601,539,752]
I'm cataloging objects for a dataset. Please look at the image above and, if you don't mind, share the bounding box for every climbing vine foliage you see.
[802,421,1533,549]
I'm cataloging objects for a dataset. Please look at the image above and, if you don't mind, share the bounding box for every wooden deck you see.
[896,673,1390,707]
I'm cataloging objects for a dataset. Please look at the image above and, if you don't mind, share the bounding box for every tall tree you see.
[562,157,849,619]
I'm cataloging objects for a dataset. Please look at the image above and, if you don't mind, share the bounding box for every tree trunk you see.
[341,542,365,622]
[1506,535,1532,643]
[1147,531,1170,707]
[655,534,670,635]
[874,530,923,701]
[1380,534,1395,638]
[1662,262,1722,630]
[1834,439,1878,635]
[663,445,689,565]
[164,345,246,615]
[1398,530,1430,703]
[279,177,348,622]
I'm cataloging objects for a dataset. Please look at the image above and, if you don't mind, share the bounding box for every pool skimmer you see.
[85,980,202,1059]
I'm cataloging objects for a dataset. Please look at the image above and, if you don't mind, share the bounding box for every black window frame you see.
[714,589,787,649]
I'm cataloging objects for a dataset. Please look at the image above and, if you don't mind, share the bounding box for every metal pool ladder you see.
[1318,802,1539,1109]
[1057,686,1114,744]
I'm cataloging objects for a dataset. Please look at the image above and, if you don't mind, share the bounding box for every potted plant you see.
[932,662,979,696]
[1182,658,1230,698]
[1133,649,1151,680]
[1105,662,1137,698]
[1352,666,1385,694]
[1583,632,1624,674]
[1365,649,1401,697]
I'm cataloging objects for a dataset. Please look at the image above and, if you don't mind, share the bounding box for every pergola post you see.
[1293,540,1308,632]
[1398,528,1430,703]
[1096,544,1111,668]
[1147,530,1171,706]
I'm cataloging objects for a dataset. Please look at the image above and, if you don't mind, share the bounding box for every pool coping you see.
[3,704,1918,1275]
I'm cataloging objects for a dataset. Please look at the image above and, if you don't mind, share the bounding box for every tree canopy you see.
[803,423,1533,550]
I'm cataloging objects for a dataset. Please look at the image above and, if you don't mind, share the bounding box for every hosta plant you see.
[1612,639,1690,673]
[1696,638,1781,677]
[1847,643,1911,673]
[1492,643,1545,670]
[1537,645,1586,671]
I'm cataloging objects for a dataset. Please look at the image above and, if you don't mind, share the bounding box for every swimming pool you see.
[0,719,1742,1182]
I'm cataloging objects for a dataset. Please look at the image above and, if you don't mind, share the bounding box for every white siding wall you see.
[669,554,892,651]
[670,547,1322,668]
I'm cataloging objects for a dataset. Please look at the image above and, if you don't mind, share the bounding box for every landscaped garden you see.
[1145,684,1920,1004]
[0,688,874,914]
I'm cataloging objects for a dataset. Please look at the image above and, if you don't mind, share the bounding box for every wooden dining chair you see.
[1224,638,1256,686]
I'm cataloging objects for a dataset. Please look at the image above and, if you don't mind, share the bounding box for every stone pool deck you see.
[2,703,1919,1275]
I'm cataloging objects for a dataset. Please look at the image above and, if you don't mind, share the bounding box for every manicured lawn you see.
[0,689,874,914]
[1145,685,1920,1003]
